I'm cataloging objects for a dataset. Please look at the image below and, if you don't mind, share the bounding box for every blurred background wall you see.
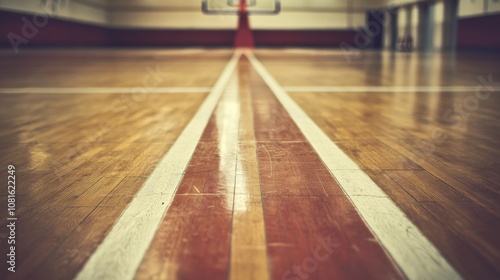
[0,0,499,49]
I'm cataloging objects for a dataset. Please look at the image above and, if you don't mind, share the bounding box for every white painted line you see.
[75,51,241,280]
[283,86,500,93]
[0,87,211,94]
[246,52,462,280]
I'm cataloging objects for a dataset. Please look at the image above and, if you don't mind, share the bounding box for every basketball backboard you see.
[227,0,256,7]
[202,0,280,15]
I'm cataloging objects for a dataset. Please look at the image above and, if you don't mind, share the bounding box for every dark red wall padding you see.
[109,30,236,47]
[253,30,358,47]
[0,10,235,48]
[457,13,500,50]
[1,9,358,49]
[0,10,110,47]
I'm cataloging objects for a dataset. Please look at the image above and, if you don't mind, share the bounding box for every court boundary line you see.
[283,86,500,93]
[0,87,211,94]
[246,52,462,280]
[75,52,241,280]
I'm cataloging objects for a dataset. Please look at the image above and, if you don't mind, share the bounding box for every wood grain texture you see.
[137,57,271,280]
[258,50,500,279]
[0,49,234,280]
[75,53,240,280]
[0,93,205,280]
[136,194,234,280]
[136,58,241,280]
[249,52,462,279]
[0,49,233,88]
[247,55,405,280]
[2,48,499,280]
[254,50,500,87]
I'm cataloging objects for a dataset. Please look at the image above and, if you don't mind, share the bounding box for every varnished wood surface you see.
[0,90,207,279]
[247,57,405,280]
[254,50,500,279]
[135,72,240,279]
[255,49,500,87]
[0,49,233,88]
[136,57,406,280]
[136,59,271,280]
[1,49,499,279]
[135,57,405,280]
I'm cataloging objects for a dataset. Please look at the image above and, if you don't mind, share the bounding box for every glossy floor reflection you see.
[256,50,500,279]
[0,49,499,280]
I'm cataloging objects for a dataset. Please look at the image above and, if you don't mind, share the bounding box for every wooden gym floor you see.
[0,49,499,280]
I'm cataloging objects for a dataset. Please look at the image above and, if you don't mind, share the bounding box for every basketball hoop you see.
[39,0,68,14]
[202,0,281,15]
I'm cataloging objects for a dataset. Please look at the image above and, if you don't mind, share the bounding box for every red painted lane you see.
[177,141,235,194]
[257,142,345,196]
[135,56,405,280]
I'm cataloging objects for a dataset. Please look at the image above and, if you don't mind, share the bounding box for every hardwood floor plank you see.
[0,50,233,88]
[398,203,499,280]
[387,171,470,202]
[24,205,121,280]
[379,137,500,217]
[0,51,214,279]
[2,49,499,279]
[0,206,95,280]
[422,201,500,273]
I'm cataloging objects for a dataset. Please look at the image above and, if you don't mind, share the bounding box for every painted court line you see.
[0,87,211,94]
[283,86,500,93]
[246,52,462,280]
[75,52,241,280]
